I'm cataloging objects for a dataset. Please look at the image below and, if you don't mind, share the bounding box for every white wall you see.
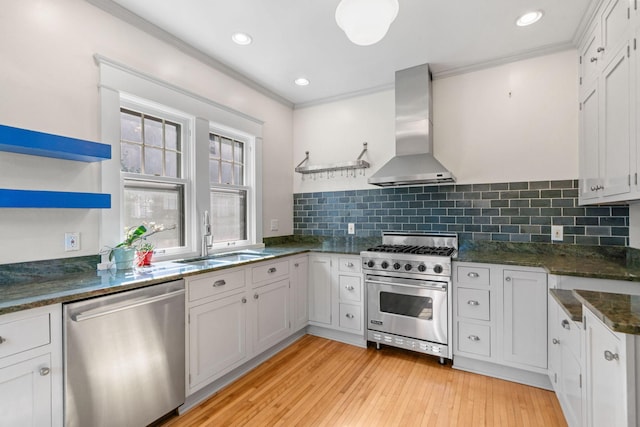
[293,50,578,193]
[0,0,293,264]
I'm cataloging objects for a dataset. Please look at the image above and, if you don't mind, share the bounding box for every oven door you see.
[366,274,448,345]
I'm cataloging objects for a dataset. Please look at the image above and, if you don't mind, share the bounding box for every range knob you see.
[393,262,401,270]
[367,260,375,268]
[417,264,427,272]
[381,261,389,269]
[404,264,412,271]
[433,264,444,274]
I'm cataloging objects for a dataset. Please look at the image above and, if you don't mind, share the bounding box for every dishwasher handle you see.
[72,289,185,322]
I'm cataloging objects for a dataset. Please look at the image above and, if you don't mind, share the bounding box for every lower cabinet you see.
[0,304,62,427]
[308,253,364,346]
[290,255,309,331]
[252,278,290,355]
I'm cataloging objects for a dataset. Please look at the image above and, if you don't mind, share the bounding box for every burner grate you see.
[366,244,455,257]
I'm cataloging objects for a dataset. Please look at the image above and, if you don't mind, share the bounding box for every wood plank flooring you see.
[163,335,567,427]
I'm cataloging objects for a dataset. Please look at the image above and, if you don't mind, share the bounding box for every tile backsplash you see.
[293,180,630,246]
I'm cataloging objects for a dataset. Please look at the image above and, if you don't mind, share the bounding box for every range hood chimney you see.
[368,63,455,187]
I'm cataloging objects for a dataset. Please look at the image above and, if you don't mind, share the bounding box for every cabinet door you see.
[308,255,332,325]
[561,343,583,427]
[0,353,52,427]
[579,82,601,201]
[291,257,309,331]
[189,293,248,391]
[600,0,631,64]
[601,42,632,199]
[502,270,547,369]
[547,295,561,390]
[585,309,629,427]
[253,279,290,354]
[579,21,601,89]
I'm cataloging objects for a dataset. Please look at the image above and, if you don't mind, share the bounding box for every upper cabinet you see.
[0,124,112,209]
[579,0,637,205]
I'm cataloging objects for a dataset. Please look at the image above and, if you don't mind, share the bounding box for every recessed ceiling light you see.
[294,78,310,86]
[232,32,253,45]
[516,10,543,27]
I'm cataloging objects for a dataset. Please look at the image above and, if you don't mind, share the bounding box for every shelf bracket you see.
[295,142,370,176]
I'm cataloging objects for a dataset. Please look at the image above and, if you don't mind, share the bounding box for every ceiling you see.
[92,0,595,107]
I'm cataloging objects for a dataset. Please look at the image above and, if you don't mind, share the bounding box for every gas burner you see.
[366,244,456,257]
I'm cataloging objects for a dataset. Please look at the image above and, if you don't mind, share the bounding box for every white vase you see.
[113,247,136,270]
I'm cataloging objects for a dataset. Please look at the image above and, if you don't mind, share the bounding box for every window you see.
[119,106,192,255]
[209,132,253,247]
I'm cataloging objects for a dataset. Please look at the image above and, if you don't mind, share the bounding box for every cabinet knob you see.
[39,367,50,376]
[467,300,480,306]
[561,319,570,330]
[604,350,619,361]
[268,267,277,274]
[552,338,560,345]
[0,336,5,344]
[505,276,511,282]
[346,262,354,268]
[294,263,299,267]
[241,297,247,304]
[467,272,479,278]
[213,280,226,287]
[345,313,355,319]
[345,285,355,291]
[468,335,480,341]
[597,46,605,53]
[590,57,598,63]
[254,293,259,299]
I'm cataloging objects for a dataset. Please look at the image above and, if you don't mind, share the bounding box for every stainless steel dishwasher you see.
[63,279,185,427]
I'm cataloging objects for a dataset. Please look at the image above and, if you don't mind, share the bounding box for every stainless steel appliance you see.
[64,280,185,427]
[362,232,457,363]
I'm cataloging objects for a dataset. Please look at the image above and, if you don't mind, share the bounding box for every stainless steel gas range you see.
[361,232,458,364]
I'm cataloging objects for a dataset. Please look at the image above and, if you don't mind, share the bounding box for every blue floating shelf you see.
[0,189,111,209]
[0,124,111,162]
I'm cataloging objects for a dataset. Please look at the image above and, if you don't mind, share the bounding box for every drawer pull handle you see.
[213,280,226,287]
[254,293,259,300]
[467,300,479,306]
[467,272,479,278]
[604,350,619,361]
[345,313,355,319]
[346,262,354,267]
[39,367,50,376]
[345,285,355,291]
[505,277,511,282]
[0,336,5,344]
[561,319,570,330]
[294,263,299,267]
[242,297,247,304]
[268,267,277,273]
[468,335,480,342]
[552,338,560,345]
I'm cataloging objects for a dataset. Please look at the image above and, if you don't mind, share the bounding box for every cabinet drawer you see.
[457,322,491,357]
[338,257,361,273]
[0,313,50,359]
[338,303,362,331]
[252,260,289,284]
[189,268,246,302]
[457,288,490,321]
[339,275,362,302]
[457,266,490,287]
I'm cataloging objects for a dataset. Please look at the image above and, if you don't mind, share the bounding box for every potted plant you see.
[136,242,155,267]
[108,225,148,270]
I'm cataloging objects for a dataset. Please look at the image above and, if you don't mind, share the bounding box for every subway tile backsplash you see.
[293,180,630,246]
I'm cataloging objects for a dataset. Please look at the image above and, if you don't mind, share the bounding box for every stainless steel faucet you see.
[202,210,213,256]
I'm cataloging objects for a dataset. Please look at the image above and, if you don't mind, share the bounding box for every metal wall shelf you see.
[0,189,111,209]
[295,142,370,176]
[0,124,111,162]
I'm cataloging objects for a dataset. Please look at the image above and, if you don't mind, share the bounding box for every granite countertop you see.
[550,289,583,322]
[574,289,640,335]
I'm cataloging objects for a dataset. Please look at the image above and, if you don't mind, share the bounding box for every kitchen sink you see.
[177,250,273,267]
[213,252,266,262]
[176,258,232,268]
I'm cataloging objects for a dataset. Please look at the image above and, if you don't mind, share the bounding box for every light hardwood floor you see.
[164,335,566,427]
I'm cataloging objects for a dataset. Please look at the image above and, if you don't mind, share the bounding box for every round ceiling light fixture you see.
[335,0,399,46]
[294,78,310,86]
[231,32,253,45]
[516,10,543,27]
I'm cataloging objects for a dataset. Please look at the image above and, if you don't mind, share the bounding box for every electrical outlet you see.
[65,232,80,251]
[348,223,355,234]
[270,219,279,231]
[551,225,563,242]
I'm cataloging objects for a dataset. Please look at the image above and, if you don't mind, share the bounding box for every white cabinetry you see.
[452,262,549,388]
[307,253,365,347]
[186,256,298,395]
[579,0,637,204]
[290,255,309,331]
[583,307,636,427]
[548,294,584,427]
[0,304,62,427]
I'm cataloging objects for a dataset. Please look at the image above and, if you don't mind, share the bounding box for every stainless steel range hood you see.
[368,64,455,187]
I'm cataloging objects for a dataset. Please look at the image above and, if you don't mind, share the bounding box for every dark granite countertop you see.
[550,289,583,322]
[574,289,640,335]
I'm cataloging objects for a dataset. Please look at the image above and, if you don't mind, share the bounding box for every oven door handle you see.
[365,279,447,292]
